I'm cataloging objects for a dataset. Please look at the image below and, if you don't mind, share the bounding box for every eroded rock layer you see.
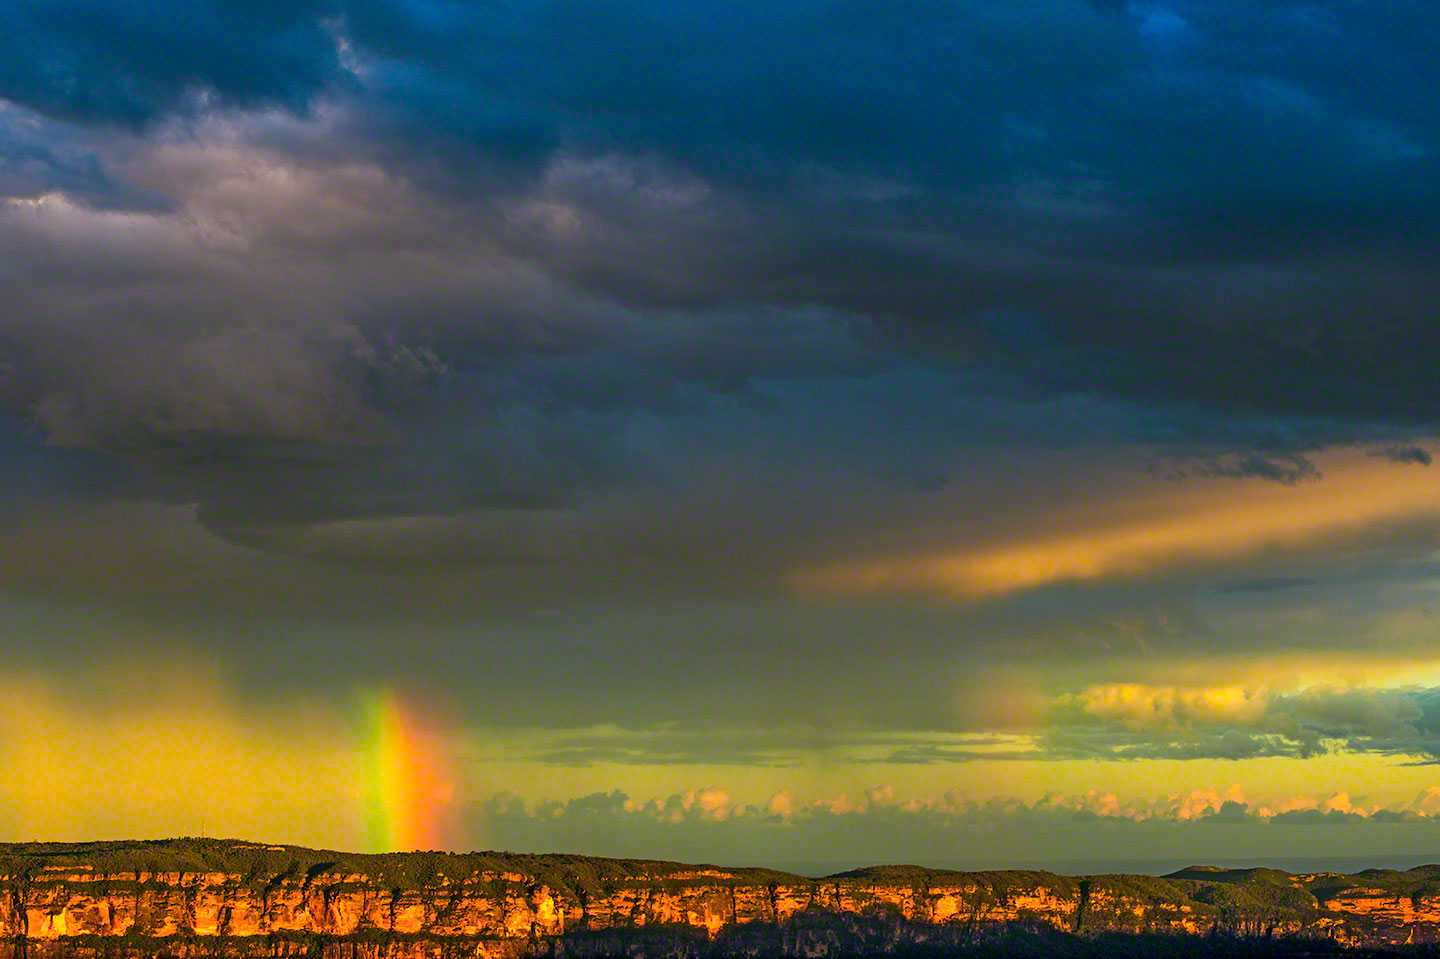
[0,841,1435,956]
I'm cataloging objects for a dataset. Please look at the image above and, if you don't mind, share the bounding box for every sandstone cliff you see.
[0,841,1435,957]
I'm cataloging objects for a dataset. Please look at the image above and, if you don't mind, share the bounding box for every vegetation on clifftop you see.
[0,838,803,896]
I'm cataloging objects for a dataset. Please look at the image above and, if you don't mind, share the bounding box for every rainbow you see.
[358,686,459,852]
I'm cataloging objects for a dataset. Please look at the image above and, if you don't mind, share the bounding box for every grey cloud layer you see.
[476,786,1440,870]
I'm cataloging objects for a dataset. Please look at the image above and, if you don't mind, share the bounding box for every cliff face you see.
[0,841,1434,958]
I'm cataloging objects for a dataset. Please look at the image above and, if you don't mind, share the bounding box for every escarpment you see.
[0,841,1437,957]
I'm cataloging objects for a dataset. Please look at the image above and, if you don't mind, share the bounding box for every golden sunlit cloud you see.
[1061,683,1270,730]
[794,447,1440,600]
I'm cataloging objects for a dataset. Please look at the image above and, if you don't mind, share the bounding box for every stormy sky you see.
[6,0,1440,871]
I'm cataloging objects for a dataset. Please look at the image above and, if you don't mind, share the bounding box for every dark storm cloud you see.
[4,0,1440,580]
[1373,444,1434,466]
[0,415,149,500]
[0,0,344,126]
[0,109,167,210]
[1149,452,1322,485]
[308,0,1440,434]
